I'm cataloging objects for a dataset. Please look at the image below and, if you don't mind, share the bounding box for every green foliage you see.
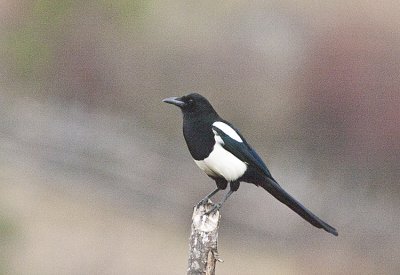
[6,25,51,78]
[4,0,75,79]
[4,0,151,79]
[32,0,74,28]
[99,0,152,26]
[0,214,17,275]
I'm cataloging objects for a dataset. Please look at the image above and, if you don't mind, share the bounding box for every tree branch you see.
[187,202,223,275]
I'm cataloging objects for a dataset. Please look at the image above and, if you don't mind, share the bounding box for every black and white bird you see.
[163,93,338,236]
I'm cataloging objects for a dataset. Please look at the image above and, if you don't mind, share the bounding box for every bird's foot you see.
[205,203,221,215]
[195,198,212,209]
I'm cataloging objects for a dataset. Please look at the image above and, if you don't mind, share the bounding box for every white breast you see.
[194,143,247,181]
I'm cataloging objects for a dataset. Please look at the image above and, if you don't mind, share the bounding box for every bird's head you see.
[163,93,217,116]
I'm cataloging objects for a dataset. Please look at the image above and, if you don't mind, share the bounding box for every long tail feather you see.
[260,177,338,236]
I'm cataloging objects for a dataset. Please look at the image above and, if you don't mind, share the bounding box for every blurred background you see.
[0,0,399,274]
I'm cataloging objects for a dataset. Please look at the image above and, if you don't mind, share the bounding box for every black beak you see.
[162,96,185,107]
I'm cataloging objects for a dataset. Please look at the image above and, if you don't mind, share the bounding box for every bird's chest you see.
[183,121,215,160]
[194,143,247,181]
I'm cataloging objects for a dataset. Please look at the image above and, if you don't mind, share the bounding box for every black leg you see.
[230,180,240,192]
[196,188,220,208]
[205,181,239,214]
[215,178,228,190]
[205,189,234,215]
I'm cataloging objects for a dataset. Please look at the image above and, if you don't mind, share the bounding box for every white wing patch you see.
[194,143,247,181]
[194,121,247,181]
[212,121,243,143]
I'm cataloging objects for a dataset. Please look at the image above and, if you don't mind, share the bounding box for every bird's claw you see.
[195,198,211,209]
[205,203,221,215]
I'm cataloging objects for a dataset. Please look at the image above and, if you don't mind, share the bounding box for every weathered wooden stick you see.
[187,202,223,275]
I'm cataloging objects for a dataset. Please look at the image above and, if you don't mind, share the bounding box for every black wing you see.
[212,125,273,178]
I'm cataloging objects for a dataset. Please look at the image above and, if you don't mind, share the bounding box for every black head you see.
[163,93,218,117]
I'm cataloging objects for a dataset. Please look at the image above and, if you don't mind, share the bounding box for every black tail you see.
[259,177,338,236]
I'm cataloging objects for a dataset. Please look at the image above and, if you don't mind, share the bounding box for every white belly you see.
[194,143,247,181]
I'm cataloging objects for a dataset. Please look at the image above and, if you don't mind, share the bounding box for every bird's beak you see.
[162,96,185,107]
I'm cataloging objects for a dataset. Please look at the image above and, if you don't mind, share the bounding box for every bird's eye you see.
[188,98,194,105]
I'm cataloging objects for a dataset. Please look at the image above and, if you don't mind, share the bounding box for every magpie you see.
[163,93,338,236]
